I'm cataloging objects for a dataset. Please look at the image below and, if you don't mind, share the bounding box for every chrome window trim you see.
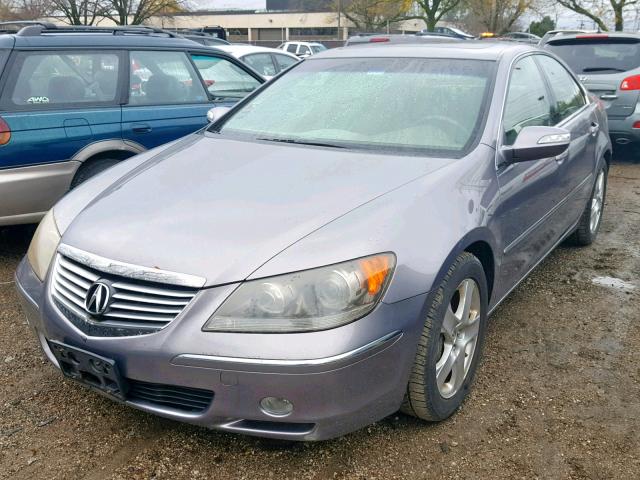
[57,244,206,288]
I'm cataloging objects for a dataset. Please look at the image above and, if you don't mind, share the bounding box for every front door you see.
[493,55,567,298]
[122,50,212,150]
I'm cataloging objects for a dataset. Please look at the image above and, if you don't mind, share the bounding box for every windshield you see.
[311,45,327,54]
[213,57,495,156]
[547,38,640,74]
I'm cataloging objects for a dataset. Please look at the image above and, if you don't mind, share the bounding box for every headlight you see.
[203,253,396,333]
[27,209,61,281]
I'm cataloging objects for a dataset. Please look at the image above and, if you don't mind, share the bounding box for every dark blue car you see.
[0,23,264,226]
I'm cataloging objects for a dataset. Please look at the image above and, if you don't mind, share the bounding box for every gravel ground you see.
[1,160,639,480]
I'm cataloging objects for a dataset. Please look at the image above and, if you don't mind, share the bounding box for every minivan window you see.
[546,38,640,74]
[191,54,261,100]
[215,57,495,156]
[503,56,552,145]
[536,55,586,124]
[129,51,206,105]
[8,51,120,107]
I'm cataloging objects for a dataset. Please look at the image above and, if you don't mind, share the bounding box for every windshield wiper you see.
[257,137,346,149]
[582,67,627,72]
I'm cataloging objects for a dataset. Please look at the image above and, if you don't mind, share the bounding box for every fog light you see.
[259,397,294,417]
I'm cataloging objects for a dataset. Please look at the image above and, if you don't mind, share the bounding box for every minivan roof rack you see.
[0,22,182,38]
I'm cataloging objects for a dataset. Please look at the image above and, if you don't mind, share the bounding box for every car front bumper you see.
[15,256,427,441]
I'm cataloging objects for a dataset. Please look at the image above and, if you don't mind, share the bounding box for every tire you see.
[70,158,120,189]
[570,163,608,247]
[401,252,488,421]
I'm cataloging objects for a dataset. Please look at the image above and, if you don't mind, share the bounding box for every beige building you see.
[45,10,429,43]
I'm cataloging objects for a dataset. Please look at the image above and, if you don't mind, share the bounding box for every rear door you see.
[536,54,596,227]
[0,49,123,171]
[545,36,640,117]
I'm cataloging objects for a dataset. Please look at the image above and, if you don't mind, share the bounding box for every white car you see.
[278,41,327,58]
[215,45,299,80]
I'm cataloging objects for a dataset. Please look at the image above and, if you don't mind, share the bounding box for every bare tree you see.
[103,0,185,26]
[0,0,53,20]
[335,0,413,32]
[50,0,107,25]
[466,0,533,33]
[409,0,464,31]
[556,0,637,31]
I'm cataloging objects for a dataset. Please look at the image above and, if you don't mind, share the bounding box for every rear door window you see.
[503,56,553,145]
[242,53,277,77]
[129,51,207,105]
[4,51,120,108]
[286,44,298,54]
[536,55,586,123]
[191,54,261,101]
[546,38,640,74]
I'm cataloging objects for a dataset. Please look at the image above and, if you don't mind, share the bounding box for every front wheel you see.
[401,252,488,421]
[571,163,608,246]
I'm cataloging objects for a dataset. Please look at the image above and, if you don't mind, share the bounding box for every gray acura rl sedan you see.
[16,42,611,441]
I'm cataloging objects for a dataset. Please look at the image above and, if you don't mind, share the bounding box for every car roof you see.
[217,44,297,57]
[315,41,535,61]
[0,24,204,49]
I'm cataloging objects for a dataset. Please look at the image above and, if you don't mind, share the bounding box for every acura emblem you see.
[85,282,110,316]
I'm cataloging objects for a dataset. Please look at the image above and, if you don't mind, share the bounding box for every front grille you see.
[127,379,214,413]
[50,253,198,336]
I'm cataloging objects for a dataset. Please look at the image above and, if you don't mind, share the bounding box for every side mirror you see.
[502,126,570,163]
[207,106,231,123]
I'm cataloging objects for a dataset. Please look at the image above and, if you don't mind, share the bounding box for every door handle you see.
[599,94,617,100]
[132,124,152,134]
[590,122,599,136]
[555,149,569,164]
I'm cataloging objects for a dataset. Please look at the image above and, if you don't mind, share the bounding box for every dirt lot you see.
[1,160,639,480]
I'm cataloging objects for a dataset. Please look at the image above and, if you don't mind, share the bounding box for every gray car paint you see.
[15,42,612,440]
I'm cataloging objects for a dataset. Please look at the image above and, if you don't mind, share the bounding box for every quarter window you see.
[242,53,277,77]
[129,51,206,105]
[536,55,586,124]
[191,54,261,100]
[503,56,552,146]
[7,51,120,107]
[274,54,298,71]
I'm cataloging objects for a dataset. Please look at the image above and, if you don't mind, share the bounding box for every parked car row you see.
[0,20,623,442]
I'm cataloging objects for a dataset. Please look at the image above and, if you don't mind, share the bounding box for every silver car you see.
[16,42,611,441]
[543,32,640,147]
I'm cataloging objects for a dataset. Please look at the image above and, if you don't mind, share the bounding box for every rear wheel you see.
[70,158,120,189]
[571,164,608,246]
[401,252,488,421]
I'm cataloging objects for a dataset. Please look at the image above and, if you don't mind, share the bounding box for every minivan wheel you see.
[401,252,488,421]
[570,163,608,246]
[70,158,120,189]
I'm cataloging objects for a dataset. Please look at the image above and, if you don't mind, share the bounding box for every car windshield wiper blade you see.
[257,137,346,149]
[582,67,627,72]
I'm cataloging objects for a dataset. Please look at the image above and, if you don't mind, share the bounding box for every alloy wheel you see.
[590,170,605,234]
[436,278,481,399]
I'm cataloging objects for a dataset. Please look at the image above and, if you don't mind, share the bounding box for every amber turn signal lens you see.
[360,255,393,296]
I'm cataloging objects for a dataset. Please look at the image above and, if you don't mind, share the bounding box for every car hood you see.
[62,134,451,287]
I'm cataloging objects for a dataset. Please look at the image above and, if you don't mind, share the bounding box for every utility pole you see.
[337,0,342,40]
